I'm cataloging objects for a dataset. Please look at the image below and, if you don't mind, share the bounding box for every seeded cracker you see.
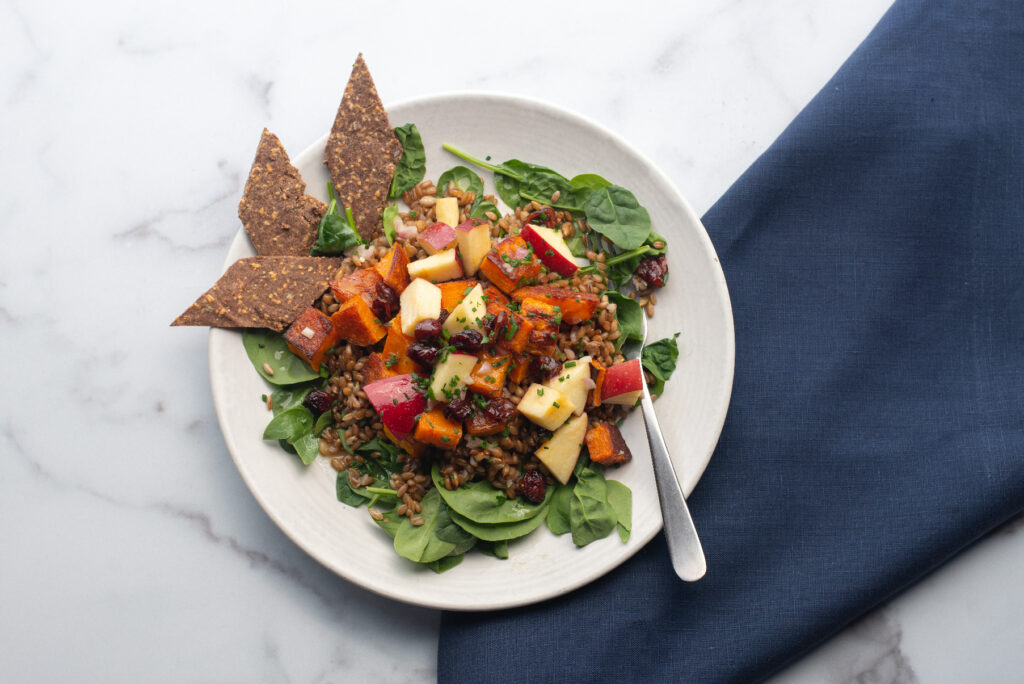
[238,129,327,256]
[172,256,343,330]
[324,54,402,242]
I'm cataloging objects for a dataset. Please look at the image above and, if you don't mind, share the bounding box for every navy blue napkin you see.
[438,0,1024,681]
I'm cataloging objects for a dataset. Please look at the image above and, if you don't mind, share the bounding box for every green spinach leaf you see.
[270,385,314,415]
[243,330,321,385]
[604,291,644,350]
[336,472,367,507]
[390,123,426,198]
[434,504,476,546]
[449,507,548,542]
[477,539,510,559]
[605,479,632,543]
[431,464,551,523]
[427,554,465,573]
[565,232,588,258]
[519,169,583,211]
[583,185,651,250]
[355,437,402,479]
[291,431,320,465]
[313,410,333,436]
[382,203,399,245]
[569,466,617,547]
[311,184,363,256]
[570,173,612,190]
[469,199,500,222]
[262,406,314,441]
[545,484,573,536]
[373,508,404,539]
[642,333,680,396]
[393,489,457,563]
[437,165,483,199]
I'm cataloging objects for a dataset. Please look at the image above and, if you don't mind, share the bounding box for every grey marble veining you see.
[2,1,1022,682]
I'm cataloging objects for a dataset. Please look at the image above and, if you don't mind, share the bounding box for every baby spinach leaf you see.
[604,291,644,350]
[449,507,548,542]
[243,330,321,385]
[313,411,333,436]
[434,504,476,546]
[291,431,320,465]
[545,484,573,536]
[469,199,500,222]
[494,172,524,209]
[565,232,588,258]
[310,192,362,256]
[642,333,681,396]
[336,472,367,507]
[373,508,404,539]
[355,437,402,478]
[262,406,314,441]
[390,123,426,198]
[427,553,465,573]
[382,203,399,245]
[437,165,483,199]
[270,385,314,415]
[570,173,611,190]
[605,479,632,543]
[569,466,617,547]
[393,489,457,563]
[519,170,583,212]
[583,185,651,250]
[431,465,551,523]
[477,540,510,559]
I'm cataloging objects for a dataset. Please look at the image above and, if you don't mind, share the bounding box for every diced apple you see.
[454,219,492,276]
[544,356,592,416]
[601,358,644,406]
[398,278,442,337]
[436,197,460,229]
[407,249,464,283]
[521,223,578,277]
[429,352,478,401]
[535,414,588,485]
[516,383,573,431]
[418,222,457,255]
[363,374,426,440]
[442,283,487,336]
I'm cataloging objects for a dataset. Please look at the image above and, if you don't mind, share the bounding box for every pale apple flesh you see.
[516,382,574,431]
[442,283,487,335]
[429,352,478,401]
[406,248,465,283]
[544,356,593,415]
[601,358,644,406]
[418,222,457,255]
[521,223,579,277]
[435,197,460,229]
[454,219,492,276]
[363,374,426,440]
[535,414,588,485]
[398,278,442,336]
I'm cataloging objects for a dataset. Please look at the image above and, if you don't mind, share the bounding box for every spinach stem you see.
[365,487,400,498]
[578,246,652,273]
[442,143,519,179]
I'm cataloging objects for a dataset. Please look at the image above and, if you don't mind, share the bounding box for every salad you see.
[175,55,681,573]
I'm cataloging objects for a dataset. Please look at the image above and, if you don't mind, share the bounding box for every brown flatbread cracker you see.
[324,54,402,242]
[238,129,327,256]
[172,256,343,330]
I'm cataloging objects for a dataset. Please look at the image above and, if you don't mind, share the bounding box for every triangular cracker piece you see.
[238,129,327,256]
[172,256,343,330]
[324,54,402,242]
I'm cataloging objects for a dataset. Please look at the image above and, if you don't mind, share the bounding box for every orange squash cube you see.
[330,297,387,347]
[413,408,463,450]
[373,244,411,294]
[283,307,337,371]
[467,354,510,398]
[507,353,531,385]
[585,422,633,466]
[383,425,427,458]
[478,236,541,294]
[520,298,559,355]
[496,312,534,354]
[362,352,395,385]
[329,268,384,307]
[438,279,479,311]
[512,285,600,324]
[588,359,607,408]
[382,315,424,375]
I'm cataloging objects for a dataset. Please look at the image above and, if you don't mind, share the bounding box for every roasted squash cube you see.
[329,268,384,307]
[383,425,427,458]
[382,314,424,375]
[507,353,531,385]
[362,352,395,385]
[373,244,411,294]
[588,359,607,408]
[585,422,633,466]
[465,411,505,436]
[496,311,534,354]
[520,298,559,355]
[283,307,337,371]
[438,279,479,312]
[330,297,387,347]
[413,407,463,450]
[478,236,541,294]
[512,286,599,324]
[467,354,510,398]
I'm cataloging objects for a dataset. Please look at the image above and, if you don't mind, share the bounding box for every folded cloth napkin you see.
[438,0,1024,681]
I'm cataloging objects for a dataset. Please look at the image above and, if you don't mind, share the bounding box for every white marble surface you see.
[3,1,1022,682]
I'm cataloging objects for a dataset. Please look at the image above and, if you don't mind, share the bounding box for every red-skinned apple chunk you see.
[363,374,425,440]
[600,358,644,405]
[521,223,578,276]
[418,222,457,255]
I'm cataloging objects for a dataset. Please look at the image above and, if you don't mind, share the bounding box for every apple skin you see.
[454,219,492,276]
[521,224,578,277]
[601,358,644,405]
[363,374,425,439]
[418,223,457,255]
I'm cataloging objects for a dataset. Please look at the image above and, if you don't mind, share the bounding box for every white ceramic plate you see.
[209,93,734,610]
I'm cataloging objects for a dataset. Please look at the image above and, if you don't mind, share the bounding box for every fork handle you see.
[639,381,707,581]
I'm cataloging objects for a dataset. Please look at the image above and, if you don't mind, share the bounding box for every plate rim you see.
[208,91,735,610]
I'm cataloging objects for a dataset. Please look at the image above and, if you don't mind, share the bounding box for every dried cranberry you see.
[517,470,546,503]
[636,254,668,289]
[414,318,443,341]
[371,282,399,321]
[483,397,516,423]
[444,396,473,422]
[303,389,333,416]
[450,329,483,353]
[485,310,508,339]
[407,343,440,367]
[530,355,560,380]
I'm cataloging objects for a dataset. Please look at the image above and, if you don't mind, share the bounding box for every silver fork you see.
[623,314,707,581]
